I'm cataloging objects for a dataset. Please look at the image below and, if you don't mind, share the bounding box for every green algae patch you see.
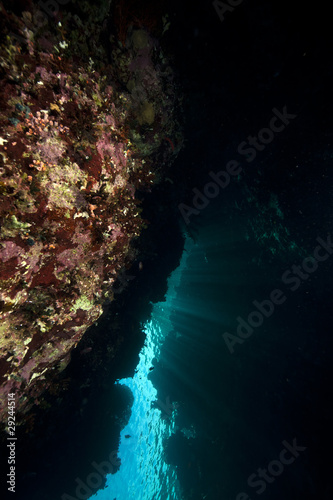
[71,296,94,313]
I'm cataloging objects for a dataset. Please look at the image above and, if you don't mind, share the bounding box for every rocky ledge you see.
[0,0,182,426]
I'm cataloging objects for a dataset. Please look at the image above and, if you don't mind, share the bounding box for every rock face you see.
[0,0,182,425]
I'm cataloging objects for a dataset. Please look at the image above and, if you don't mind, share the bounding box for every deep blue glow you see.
[89,237,196,500]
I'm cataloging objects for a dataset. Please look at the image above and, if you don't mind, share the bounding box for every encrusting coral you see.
[0,0,182,425]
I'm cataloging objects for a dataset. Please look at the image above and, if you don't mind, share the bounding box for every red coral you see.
[84,154,102,179]
[0,256,19,280]
[30,260,59,287]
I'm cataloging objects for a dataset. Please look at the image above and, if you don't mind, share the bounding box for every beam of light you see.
[88,236,196,500]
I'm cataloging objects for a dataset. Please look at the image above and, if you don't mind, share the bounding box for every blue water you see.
[86,190,332,500]
[89,238,196,500]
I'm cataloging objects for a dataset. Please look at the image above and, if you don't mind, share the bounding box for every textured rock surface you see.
[0,0,182,425]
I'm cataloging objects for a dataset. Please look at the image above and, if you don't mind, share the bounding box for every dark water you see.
[4,1,333,499]
[82,170,333,500]
[56,1,333,498]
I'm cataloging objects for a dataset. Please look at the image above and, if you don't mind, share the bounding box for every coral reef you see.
[0,0,182,425]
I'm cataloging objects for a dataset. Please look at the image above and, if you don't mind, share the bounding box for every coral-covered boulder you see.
[0,0,182,425]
